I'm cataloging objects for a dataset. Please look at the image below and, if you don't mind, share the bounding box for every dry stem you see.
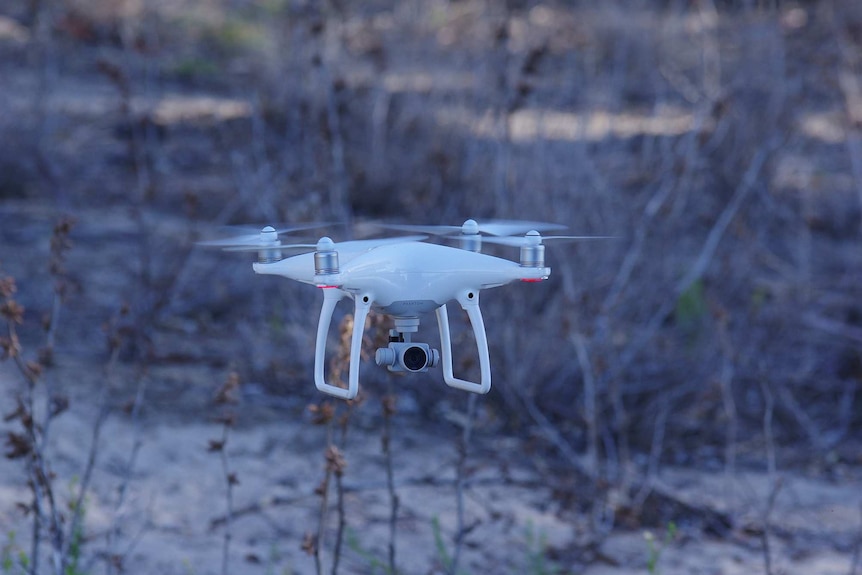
[450,392,477,575]
[381,393,400,574]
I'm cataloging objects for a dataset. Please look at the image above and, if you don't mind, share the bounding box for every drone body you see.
[203,219,600,399]
[254,240,549,314]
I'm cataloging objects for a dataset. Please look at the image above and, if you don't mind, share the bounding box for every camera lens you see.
[402,346,428,371]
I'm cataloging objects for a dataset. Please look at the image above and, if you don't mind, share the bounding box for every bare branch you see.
[450,392,477,575]
[615,138,779,374]
[572,333,599,479]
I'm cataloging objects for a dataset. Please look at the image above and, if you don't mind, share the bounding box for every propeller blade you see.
[380,219,566,237]
[482,234,615,247]
[380,224,463,235]
[218,222,333,236]
[542,235,616,241]
[222,243,318,253]
[475,220,567,236]
[198,235,280,248]
[333,235,428,252]
[213,235,427,254]
[198,223,330,249]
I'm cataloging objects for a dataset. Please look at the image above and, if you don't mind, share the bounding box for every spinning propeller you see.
[198,223,330,248]
[381,218,611,254]
[198,224,428,263]
[481,230,615,247]
[481,229,615,267]
[383,218,566,238]
[197,223,328,263]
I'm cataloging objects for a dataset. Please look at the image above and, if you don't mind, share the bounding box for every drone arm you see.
[314,289,372,400]
[435,291,491,394]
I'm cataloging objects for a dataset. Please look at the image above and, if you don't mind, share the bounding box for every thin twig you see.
[761,477,783,575]
[831,3,862,235]
[802,312,862,345]
[760,378,776,481]
[381,394,400,574]
[309,397,353,575]
[331,469,346,575]
[313,423,334,575]
[572,333,599,480]
[331,398,357,575]
[600,161,674,315]
[851,503,862,575]
[450,393,477,575]
[63,345,119,566]
[105,369,148,575]
[718,317,738,518]
[759,376,780,575]
[633,394,670,509]
[6,222,77,575]
[775,382,826,450]
[510,381,592,479]
[310,5,351,226]
[218,422,235,575]
[607,373,630,493]
[615,138,778,374]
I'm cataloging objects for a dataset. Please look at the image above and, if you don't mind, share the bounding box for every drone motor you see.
[518,230,545,268]
[313,237,339,275]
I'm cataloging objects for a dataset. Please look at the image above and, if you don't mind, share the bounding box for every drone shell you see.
[253,240,550,316]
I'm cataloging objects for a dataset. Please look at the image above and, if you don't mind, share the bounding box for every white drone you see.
[202,219,601,400]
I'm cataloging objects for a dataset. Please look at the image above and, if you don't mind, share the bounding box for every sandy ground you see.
[2,357,861,575]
